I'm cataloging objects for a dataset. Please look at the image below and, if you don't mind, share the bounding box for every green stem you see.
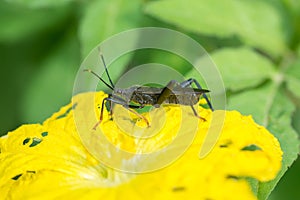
[262,52,295,127]
[262,72,284,127]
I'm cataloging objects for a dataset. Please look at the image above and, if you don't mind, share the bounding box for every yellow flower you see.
[0,91,282,200]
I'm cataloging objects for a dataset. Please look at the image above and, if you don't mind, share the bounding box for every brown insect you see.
[85,50,213,130]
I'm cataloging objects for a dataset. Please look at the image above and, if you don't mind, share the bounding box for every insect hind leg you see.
[180,78,214,111]
[190,105,206,121]
[155,80,181,106]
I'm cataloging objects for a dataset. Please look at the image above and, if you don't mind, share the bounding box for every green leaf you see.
[20,30,80,123]
[79,0,143,58]
[267,158,300,200]
[0,1,71,42]
[210,47,276,91]
[285,58,300,98]
[227,83,275,124]
[228,83,300,199]
[286,76,300,98]
[257,90,299,200]
[130,48,194,76]
[292,108,300,135]
[281,0,300,17]
[145,0,289,56]
[4,0,77,8]
[285,59,300,79]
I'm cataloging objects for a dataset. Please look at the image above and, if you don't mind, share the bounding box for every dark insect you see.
[84,49,214,130]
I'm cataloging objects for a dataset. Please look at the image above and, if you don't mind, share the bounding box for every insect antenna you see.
[83,69,114,90]
[98,47,115,88]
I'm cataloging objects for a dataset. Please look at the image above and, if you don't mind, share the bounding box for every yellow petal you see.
[0,91,282,200]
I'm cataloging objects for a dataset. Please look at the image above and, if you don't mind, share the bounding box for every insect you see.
[84,50,214,130]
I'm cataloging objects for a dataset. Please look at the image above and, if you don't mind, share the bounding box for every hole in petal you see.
[219,144,228,148]
[227,175,240,180]
[29,137,42,147]
[172,186,186,192]
[41,132,48,137]
[241,144,262,151]
[219,140,232,148]
[23,138,30,145]
[11,174,23,180]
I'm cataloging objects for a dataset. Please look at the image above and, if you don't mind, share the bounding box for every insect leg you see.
[156,80,206,120]
[112,96,149,126]
[112,96,149,125]
[124,106,150,127]
[180,78,214,111]
[93,96,111,130]
[155,80,181,106]
[111,95,145,109]
[93,96,149,130]
[190,105,206,121]
[109,100,113,116]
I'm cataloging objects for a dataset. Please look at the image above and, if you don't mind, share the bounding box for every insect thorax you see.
[113,87,140,103]
[113,87,157,105]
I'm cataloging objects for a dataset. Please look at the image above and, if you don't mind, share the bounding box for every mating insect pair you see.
[85,50,214,130]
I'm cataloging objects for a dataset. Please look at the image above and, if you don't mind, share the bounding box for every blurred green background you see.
[0,0,300,199]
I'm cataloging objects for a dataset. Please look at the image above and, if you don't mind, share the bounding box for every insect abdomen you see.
[163,94,200,105]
